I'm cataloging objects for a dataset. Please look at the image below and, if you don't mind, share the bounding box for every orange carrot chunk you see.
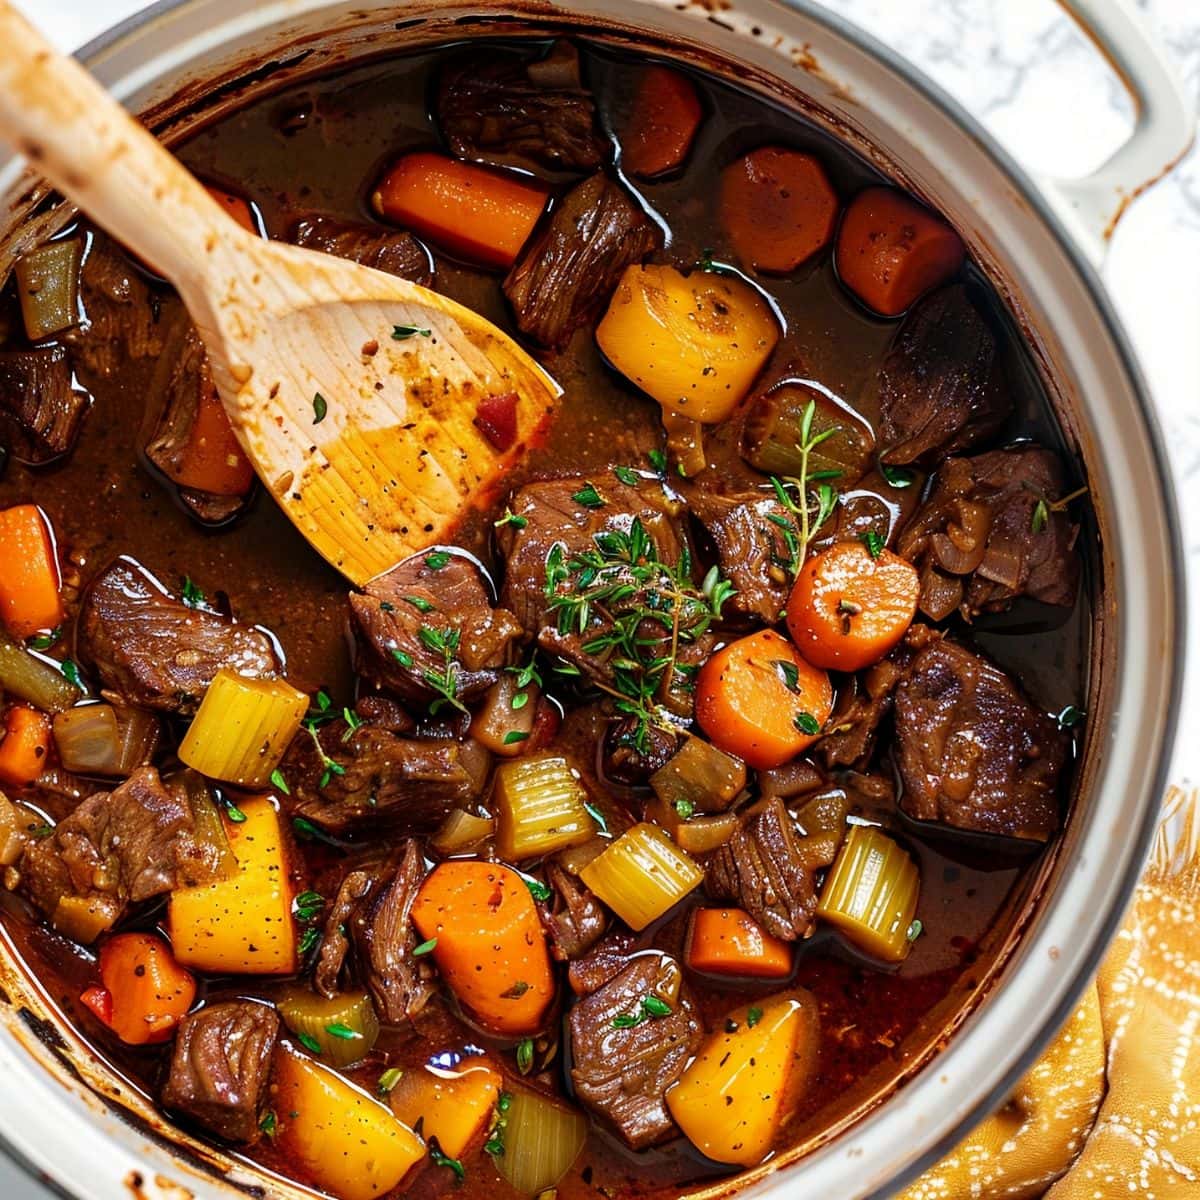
[0,504,62,639]
[86,931,197,1046]
[786,540,920,672]
[167,383,255,497]
[373,152,548,269]
[686,908,794,979]
[835,186,965,316]
[411,860,554,1035]
[695,629,833,770]
[622,66,703,179]
[719,147,838,274]
[0,705,52,786]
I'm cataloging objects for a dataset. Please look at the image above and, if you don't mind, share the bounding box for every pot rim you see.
[0,2,1185,1198]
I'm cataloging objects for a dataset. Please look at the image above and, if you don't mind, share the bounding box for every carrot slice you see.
[695,630,832,769]
[0,706,52,786]
[835,186,965,316]
[0,504,62,639]
[786,540,919,671]
[204,186,263,237]
[686,908,793,979]
[411,860,554,1035]
[373,152,548,269]
[719,147,838,274]
[90,931,197,1046]
[622,66,703,179]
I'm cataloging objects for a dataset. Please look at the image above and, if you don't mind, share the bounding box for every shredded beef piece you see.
[569,951,702,1148]
[0,346,89,465]
[897,446,1080,619]
[161,1001,279,1143]
[350,552,522,709]
[437,41,606,172]
[540,863,608,960]
[893,638,1067,840]
[20,767,228,939]
[877,285,1009,466]
[79,558,279,715]
[503,173,659,348]
[290,215,432,286]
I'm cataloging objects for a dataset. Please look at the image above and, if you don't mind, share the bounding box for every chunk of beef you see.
[80,558,280,715]
[600,717,680,788]
[290,215,432,287]
[143,317,253,526]
[503,173,659,348]
[497,477,685,633]
[893,638,1066,840]
[540,863,608,960]
[567,931,637,995]
[161,1001,279,1143]
[897,446,1080,619]
[0,346,89,465]
[20,767,229,939]
[688,489,795,623]
[877,285,1009,466]
[707,796,841,941]
[280,719,490,836]
[350,552,522,709]
[569,951,702,1149]
[437,41,606,172]
[313,867,373,998]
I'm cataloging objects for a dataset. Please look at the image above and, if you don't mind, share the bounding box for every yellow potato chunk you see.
[389,1057,501,1160]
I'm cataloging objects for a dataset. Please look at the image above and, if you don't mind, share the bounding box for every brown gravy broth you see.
[0,36,1088,1200]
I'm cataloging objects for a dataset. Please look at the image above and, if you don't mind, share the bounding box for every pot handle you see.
[1039,0,1195,265]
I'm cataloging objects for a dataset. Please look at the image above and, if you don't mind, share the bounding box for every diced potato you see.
[389,1057,501,1159]
[666,991,819,1165]
[597,265,780,424]
[816,824,919,962]
[168,795,297,974]
[273,1044,425,1200]
[494,754,596,860]
[580,822,703,930]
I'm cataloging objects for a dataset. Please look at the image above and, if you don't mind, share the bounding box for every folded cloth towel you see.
[904,784,1200,1199]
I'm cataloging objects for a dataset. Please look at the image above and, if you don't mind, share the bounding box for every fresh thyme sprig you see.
[417,624,468,715]
[301,690,348,789]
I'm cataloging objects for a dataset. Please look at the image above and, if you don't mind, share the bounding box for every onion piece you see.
[53,703,160,776]
[494,1088,588,1196]
[432,809,495,856]
[470,674,538,757]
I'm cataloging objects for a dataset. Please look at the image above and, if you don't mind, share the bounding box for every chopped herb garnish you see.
[292,816,339,846]
[392,324,432,340]
[417,624,467,715]
[774,659,801,694]
[259,1110,277,1138]
[425,551,451,570]
[613,995,674,1028]
[641,995,673,1018]
[503,730,530,745]
[510,690,530,711]
[181,576,206,607]
[1057,704,1085,729]
[325,1023,361,1041]
[495,508,528,531]
[746,1006,763,1028]
[430,1142,465,1181]
[1031,498,1049,534]
[507,657,542,690]
[906,919,924,943]
[293,891,325,922]
[60,659,81,688]
[613,466,639,486]
[524,876,552,902]
[223,798,247,824]
[342,707,364,740]
[674,797,696,821]
[612,1012,643,1029]
[516,1038,534,1075]
[298,927,321,956]
[392,648,414,668]
[380,601,395,613]
[412,937,438,957]
[25,625,62,651]
[501,980,530,999]
[269,768,290,795]
[378,1067,404,1095]
[572,482,605,509]
[860,530,884,560]
[583,801,608,833]
[485,1093,512,1157]
[879,462,915,489]
[793,712,821,735]
[296,1032,322,1055]
[312,392,328,424]
[648,448,668,476]
[403,594,436,614]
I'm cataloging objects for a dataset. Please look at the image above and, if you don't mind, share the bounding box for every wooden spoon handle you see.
[0,1,241,290]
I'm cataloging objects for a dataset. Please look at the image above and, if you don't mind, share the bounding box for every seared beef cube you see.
[503,173,659,348]
[161,1001,279,1143]
[877,285,1008,466]
[708,796,840,941]
[437,41,606,172]
[20,767,229,938]
[0,346,89,465]
[540,863,608,961]
[893,639,1066,840]
[350,552,522,710]
[80,558,279,715]
[290,215,432,287]
[281,719,490,836]
[689,489,795,623]
[567,932,637,996]
[568,951,702,1149]
[497,477,685,633]
[897,446,1079,620]
[600,716,680,787]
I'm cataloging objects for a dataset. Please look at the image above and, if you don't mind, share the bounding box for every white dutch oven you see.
[0,2,1191,1198]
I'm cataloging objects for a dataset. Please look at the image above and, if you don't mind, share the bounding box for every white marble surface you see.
[0,1,1196,1197]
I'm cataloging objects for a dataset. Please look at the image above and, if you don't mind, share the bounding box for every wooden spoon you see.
[0,3,561,586]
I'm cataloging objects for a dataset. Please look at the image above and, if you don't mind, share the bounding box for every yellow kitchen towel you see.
[903,784,1200,1199]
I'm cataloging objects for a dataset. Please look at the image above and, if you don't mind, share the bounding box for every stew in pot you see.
[0,34,1089,1200]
